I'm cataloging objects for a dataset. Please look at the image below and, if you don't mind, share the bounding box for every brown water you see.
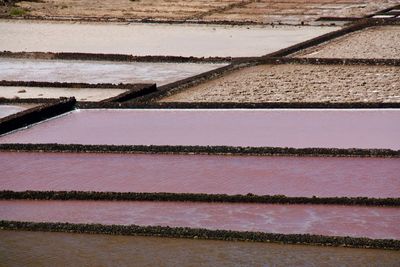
[1,152,399,198]
[0,105,29,118]
[1,230,399,267]
[0,21,338,57]
[0,58,226,86]
[0,109,399,149]
[0,200,398,239]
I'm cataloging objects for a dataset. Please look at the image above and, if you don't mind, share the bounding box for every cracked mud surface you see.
[161,64,400,103]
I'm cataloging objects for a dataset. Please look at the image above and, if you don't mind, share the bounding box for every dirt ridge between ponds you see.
[0,220,398,250]
[0,144,398,158]
[0,98,75,135]
[0,191,398,207]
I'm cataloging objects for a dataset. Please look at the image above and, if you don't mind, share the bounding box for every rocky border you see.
[0,221,398,250]
[0,144,398,158]
[0,51,233,64]
[0,98,75,135]
[77,101,400,109]
[0,191,398,207]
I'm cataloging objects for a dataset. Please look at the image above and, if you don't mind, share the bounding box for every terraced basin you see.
[0,200,398,239]
[0,109,399,149]
[1,152,399,198]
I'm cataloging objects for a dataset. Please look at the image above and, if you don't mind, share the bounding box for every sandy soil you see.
[12,0,399,25]
[0,86,128,101]
[0,109,399,149]
[0,58,225,85]
[161,64,400,103]
[2,231,400,266]
[0,20,338,57]
[294,26,400,59]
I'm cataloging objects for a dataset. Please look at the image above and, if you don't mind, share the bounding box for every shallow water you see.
[0,86,128,101]
[1,152,399,198]
[0,105,29,118]
[1,230,399,267]
[0,21,339,57]
[1,109,399,149]
[0,58,225,86]
[0,200,398,239]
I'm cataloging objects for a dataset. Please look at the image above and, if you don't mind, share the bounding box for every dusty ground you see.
[202,0,400,25]
[8,0,399,24]
[294,26,400,59]
[160,64,400,103]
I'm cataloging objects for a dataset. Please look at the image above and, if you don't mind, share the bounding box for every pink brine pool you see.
[1,152,399,198]
[0,109,399,149]
[0,200,399,240]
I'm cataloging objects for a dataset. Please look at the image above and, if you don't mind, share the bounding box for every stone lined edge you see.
[0,191,398,207]
[0,98,76,135]
[0,144,398,158]
[0,221,398,250]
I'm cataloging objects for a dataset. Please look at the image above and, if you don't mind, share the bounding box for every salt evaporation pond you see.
[0,109,399,149]
[0,58,225,86]
[0,200,398,239]
[0,105,31,119]
[1,152,399,198]
[0,20,338,57]
[1,231,399,267]
[0,86,129,101]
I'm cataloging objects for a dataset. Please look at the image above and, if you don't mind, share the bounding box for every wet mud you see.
[1,230,399,267]
[0,109,399,150]
[0,152,399,198]
[0,200,399,239]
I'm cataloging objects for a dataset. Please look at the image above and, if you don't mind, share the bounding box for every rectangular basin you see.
[0,109,399,149]
[0,21,338,57]
[1,152,399,198]
[160,64,400,103]
[0,104,35,119]
[0,86,128,101]
[0,58,225,86]
[0,200,398,239]
[1,230,399,266]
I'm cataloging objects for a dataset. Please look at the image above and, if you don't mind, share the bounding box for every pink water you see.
[0,200,399,239]
[1,152,399,197]
[0,109,399,149]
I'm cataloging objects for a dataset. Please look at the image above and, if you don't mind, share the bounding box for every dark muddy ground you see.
[1,230,399,267]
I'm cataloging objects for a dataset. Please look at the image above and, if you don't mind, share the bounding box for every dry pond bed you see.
[160,63,400,103]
